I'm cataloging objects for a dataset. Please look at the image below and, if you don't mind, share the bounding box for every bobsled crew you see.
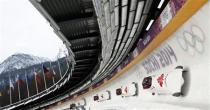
[63,66,187,110]
[142,66,186,96]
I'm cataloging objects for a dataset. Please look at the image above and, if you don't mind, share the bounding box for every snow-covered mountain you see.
[0,53,49,74]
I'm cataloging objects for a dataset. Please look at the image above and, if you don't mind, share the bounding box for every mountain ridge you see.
[0,53,49,74]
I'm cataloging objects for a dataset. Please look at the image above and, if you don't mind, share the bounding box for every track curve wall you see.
[46,1,210,110]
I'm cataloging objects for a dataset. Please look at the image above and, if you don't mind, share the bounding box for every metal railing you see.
[0,53,75,110]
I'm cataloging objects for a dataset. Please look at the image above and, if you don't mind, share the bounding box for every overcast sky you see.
[0,0,66,63]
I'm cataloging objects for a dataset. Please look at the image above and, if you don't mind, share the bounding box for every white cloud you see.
[0,0,66,62]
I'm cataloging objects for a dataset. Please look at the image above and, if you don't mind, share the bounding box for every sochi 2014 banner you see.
[136,0,186,54]
[114,0,187,73]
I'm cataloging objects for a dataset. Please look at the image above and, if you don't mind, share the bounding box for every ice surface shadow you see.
[102,106,127,110]
[181,67,190,97]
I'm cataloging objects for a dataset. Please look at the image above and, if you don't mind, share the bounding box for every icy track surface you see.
[50,1,210,110]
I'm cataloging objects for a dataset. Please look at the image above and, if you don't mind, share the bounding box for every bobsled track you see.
[1,0,210,110]
[47,1,210,110]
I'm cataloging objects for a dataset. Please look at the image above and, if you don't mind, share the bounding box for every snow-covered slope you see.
[0,53,49,74]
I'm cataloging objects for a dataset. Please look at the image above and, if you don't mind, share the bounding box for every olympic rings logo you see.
[176,25,205,56]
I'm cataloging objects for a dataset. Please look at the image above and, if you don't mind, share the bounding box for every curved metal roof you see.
[32,0,101,83]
